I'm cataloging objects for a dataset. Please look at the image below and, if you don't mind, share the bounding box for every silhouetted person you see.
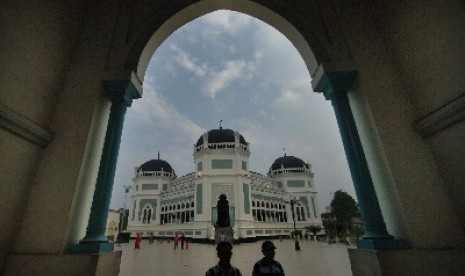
[181,233,186,249]
[205,241,242,276]
[252,241,285,276]
[217,194,230,228]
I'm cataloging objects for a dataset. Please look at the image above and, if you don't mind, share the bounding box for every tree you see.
[330,190,359,237]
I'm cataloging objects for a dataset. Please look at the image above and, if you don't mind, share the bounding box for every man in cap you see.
[206,241,242,276]
[252,240,285,275]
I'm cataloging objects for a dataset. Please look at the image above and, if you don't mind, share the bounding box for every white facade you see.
[127,128,323,241]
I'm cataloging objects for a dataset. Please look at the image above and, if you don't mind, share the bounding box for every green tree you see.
[330,190,359,237]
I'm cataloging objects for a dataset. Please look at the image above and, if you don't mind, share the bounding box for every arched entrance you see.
[80,0,399,252]
[76,0,400,265]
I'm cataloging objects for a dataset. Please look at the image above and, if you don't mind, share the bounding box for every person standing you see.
[181,233,186,250]
[134,233,142,250]
[173,233,180,250]
[252,241,285,276]
[205,241,242,276]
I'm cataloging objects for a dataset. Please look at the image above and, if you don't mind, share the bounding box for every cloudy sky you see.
[109,10,356,212]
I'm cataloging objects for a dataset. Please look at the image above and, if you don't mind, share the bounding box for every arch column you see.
[314,69,407,250]
[71,80,141,253]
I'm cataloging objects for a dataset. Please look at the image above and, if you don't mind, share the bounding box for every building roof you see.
[269,155,310,171]
[138,158,174,173]
[195,127,247,146]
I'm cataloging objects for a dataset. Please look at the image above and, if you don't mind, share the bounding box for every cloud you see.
[170,44,207,77]
[202,10,254,35]
[272,89,301,107]
[203,59,246,98]
[130,77,205,140]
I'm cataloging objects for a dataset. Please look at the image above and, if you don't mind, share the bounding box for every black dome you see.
[196,128,247,146]
[138,159,174,173]
[269,155,309,171]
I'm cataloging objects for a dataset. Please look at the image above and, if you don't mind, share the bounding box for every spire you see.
[219,120,223,129]
[283,147,286,156]
[158,151,160,160]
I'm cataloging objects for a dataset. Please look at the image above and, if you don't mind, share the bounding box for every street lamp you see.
[286,195,301,251]
[119,185,132,232]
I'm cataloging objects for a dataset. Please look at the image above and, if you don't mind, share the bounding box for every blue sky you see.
[109,10,355,212]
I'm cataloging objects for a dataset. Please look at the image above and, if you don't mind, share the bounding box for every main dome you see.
[196,128,247,147]
[269,155,310,171]
[138,159,174,173]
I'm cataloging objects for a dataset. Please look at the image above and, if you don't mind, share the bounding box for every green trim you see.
[299,197,311,218]
[0,103,53,147]
[311,197,317,218]
[243,183,250,214]
[196,183,203,214]
[138,199,157,220]
[212,159,233,169]
[287,180,305,187]
[142,183,158,190]
[314,71,357,101]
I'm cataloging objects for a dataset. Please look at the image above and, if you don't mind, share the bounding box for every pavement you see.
[117,239,354,276]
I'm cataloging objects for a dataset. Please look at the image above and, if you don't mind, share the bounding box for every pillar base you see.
[69,242,115,254]
[4,251,121,276]
[349,248,465,276]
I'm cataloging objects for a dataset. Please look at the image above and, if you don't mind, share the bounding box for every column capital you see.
[103,80,141,107]
[313,70,357,100]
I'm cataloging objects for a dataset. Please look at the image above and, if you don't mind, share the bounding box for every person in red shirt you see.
[173,233,180,250]
[134,233,142,250]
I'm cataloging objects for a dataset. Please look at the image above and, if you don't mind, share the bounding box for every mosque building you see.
[127,127,323,241]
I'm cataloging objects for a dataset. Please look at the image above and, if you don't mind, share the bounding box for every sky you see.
[109,10,356,212]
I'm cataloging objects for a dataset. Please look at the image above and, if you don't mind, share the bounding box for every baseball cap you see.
[261,240,277,251]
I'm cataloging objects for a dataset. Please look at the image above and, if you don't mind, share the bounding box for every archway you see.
[113,1,399,251]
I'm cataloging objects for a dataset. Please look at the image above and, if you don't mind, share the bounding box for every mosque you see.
[127,127,322,241]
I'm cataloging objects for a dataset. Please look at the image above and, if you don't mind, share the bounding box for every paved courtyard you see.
[117,239,354,276]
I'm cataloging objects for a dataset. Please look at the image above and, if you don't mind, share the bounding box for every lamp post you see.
[286,195,301,251]
[120,185,132,232]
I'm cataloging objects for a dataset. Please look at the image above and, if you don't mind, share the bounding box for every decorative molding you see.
[0,103,53,147]
[212,184,234,206]
[414,94,465,138]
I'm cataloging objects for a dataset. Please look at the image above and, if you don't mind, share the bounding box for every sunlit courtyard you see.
[118,239,354,276]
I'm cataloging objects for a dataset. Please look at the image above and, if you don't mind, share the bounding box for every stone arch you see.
[75,0,405,256]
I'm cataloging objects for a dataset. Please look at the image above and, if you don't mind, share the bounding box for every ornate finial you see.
[283,148,286,156]
[158,151,160,160]
[219,120,223,129]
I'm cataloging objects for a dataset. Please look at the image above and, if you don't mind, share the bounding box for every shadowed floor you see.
[118,239,354,276]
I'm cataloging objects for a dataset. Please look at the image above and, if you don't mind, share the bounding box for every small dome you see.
[138,159,174,173]
[196,128,247,146]
[269,155,309,171]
